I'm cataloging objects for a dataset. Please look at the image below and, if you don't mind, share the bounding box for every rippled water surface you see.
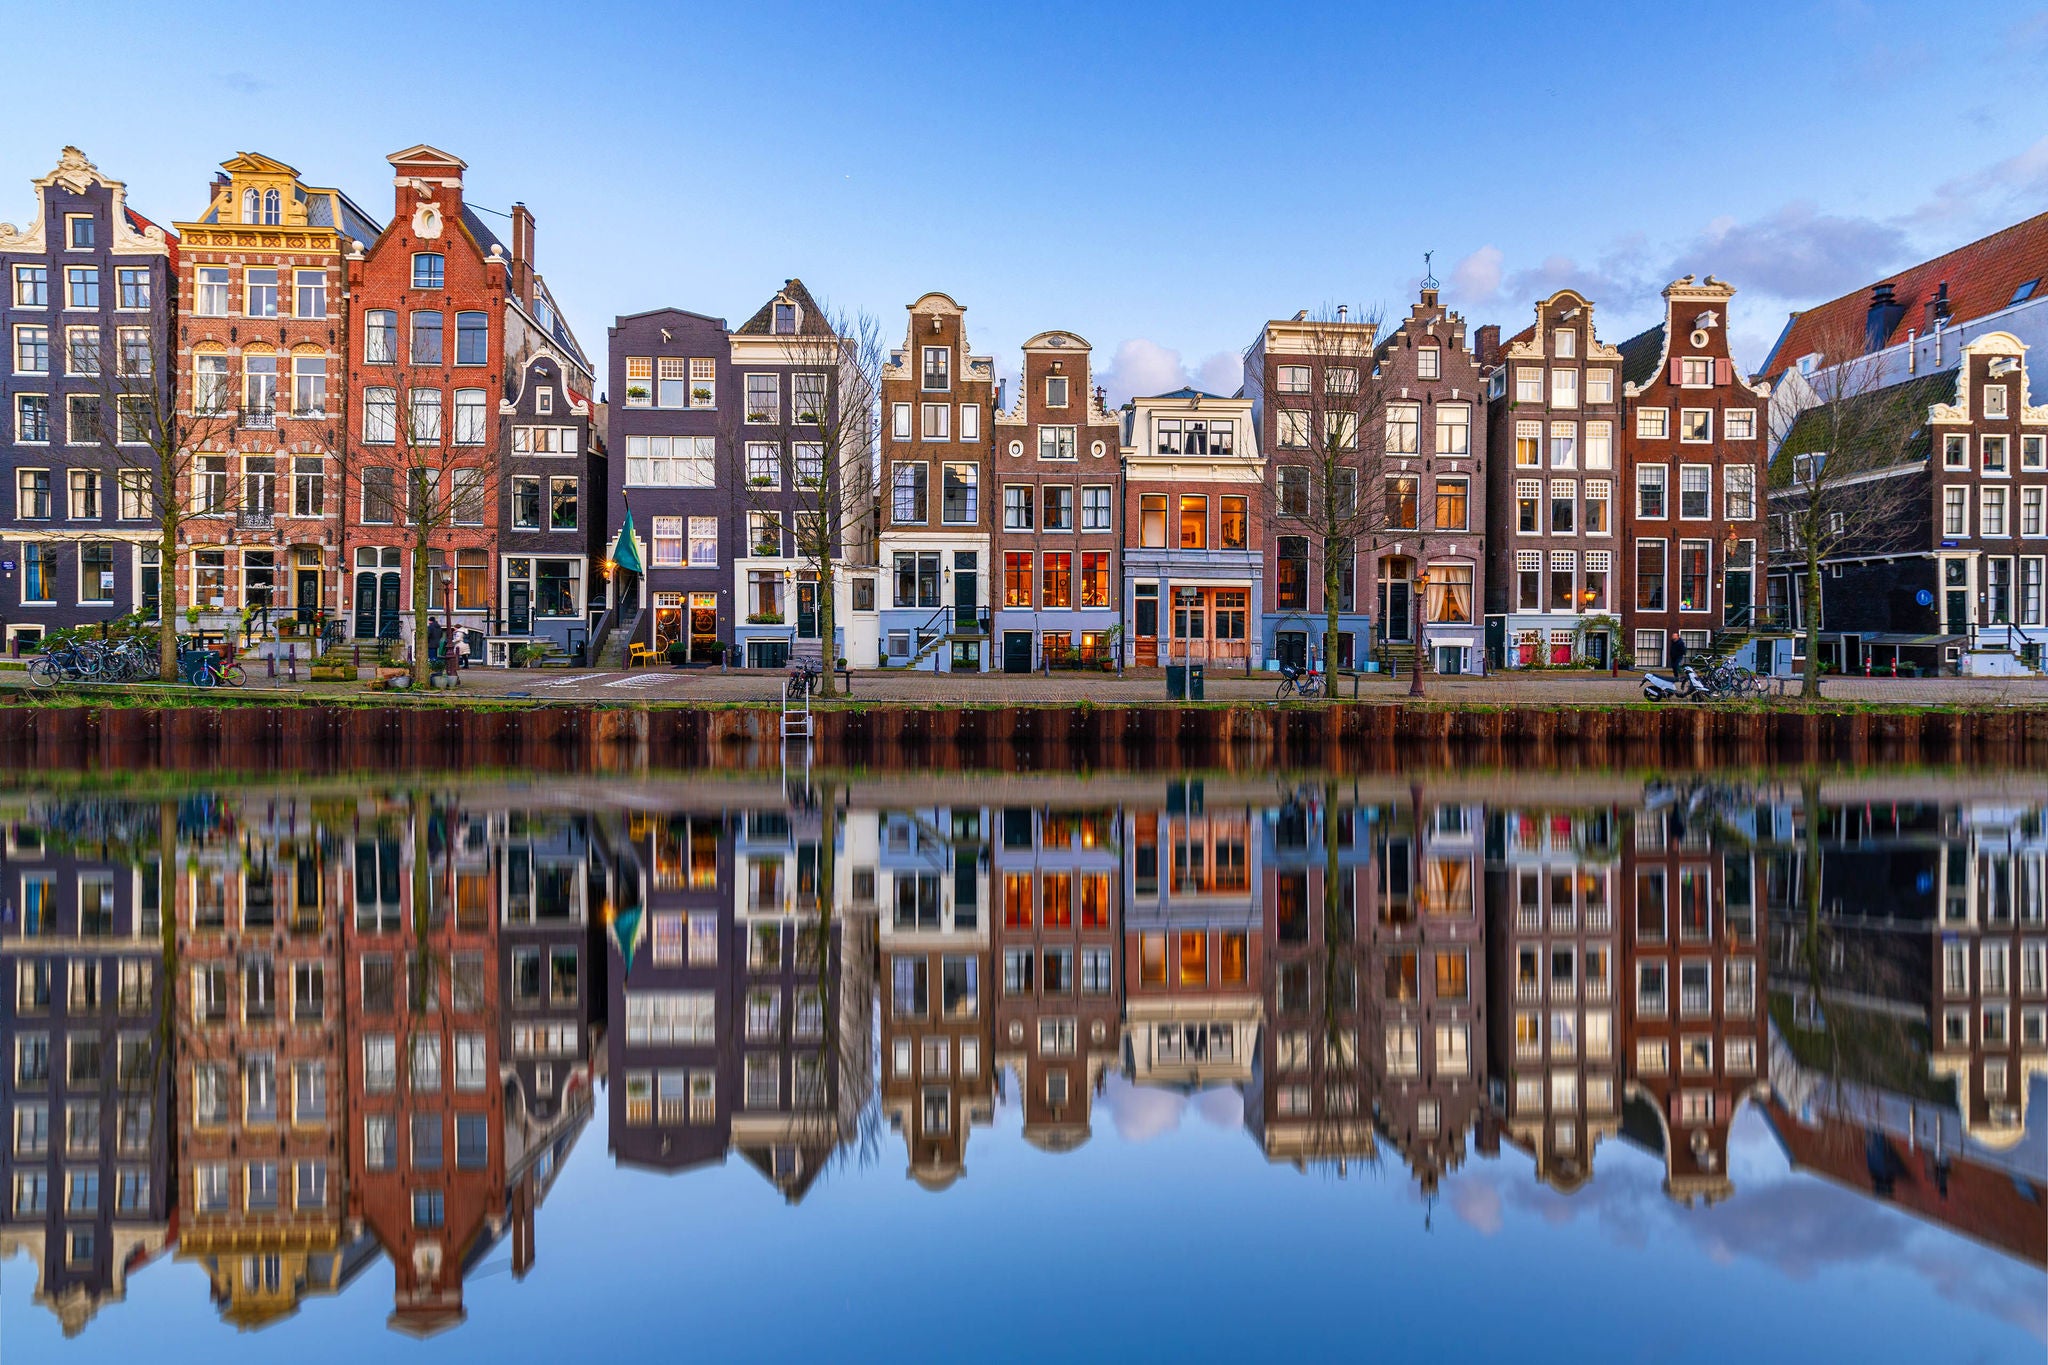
[3,771,2043,1362]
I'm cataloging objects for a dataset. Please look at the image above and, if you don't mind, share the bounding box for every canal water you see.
[2,770,2042,1362]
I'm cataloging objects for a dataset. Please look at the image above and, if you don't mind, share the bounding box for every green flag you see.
[611,508,644,576]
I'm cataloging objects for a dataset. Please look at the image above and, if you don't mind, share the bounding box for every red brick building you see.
[341,147,508,648]
[989,332,1122,671]
[1618,276,1771,669]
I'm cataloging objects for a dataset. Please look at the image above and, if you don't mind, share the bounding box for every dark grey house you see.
[498,347,604,658]
[607,308,735,661]
[0,149,176,650]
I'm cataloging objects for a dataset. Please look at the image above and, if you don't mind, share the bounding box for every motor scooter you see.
[1640,665,1704,701]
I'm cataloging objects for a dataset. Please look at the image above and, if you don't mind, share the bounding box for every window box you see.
[746,612,784,625]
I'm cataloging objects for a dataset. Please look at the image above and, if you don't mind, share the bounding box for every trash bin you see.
[1187,663,1205,700]
[1165,664,1187,700]
[179,649,213,685]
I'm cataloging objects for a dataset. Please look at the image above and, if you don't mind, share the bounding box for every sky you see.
[8,1,2048,403]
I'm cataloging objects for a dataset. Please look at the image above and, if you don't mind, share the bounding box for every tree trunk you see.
[1801,541,1824,698]
[158,518,179,682]
[1323,549,1341,678]
[411,528,432,688]
[817,543,837,698]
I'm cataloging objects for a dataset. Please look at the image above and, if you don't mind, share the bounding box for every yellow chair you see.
[627,643,657,669]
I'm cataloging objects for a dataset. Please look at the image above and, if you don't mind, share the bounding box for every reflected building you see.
[1250,795,1372,1166]
[1374,798,1488,1191]
[609,811,733,1177]
[1485,801,1623,1192]
[174,797,360,1329]
[0,807,172,1337]
[1620,798,1769,1205]
[873,806,993,1189]
[992,804,1121,1153]
[1123,795,1261,1097]
[343,798,505,1337]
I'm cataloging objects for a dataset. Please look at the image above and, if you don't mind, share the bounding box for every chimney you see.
[1338,304,1349,324]
[996,379,1007,412]
[1866,282,1904,354]
[1924,280,1952,332]
[510,202,536,303]
[1475,324,1500,367]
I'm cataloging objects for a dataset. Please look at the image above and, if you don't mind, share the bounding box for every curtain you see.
[1426,566,1474,623]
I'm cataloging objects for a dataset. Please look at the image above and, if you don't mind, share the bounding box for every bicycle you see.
[786,658,823,699]
[1275,663,1325,700]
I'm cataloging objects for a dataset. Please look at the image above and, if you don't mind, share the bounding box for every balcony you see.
[239,508,275,532]
[240,407,277,431]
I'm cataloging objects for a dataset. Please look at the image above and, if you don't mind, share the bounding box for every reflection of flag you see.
[611,509,644,575]
[609,902,645,974]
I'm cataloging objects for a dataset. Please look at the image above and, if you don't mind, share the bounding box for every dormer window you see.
[66,214,94,250]
[1045,375,1070,408]
[1552,329,1576,359]
[922,346,950,391]
[242,189,260,223]
[412,254,445,290]
[536,388,554,416]
[1416,347,1440,380]
[773,302,796,335]
[263,189,281,225]
[2011,279,2039,307]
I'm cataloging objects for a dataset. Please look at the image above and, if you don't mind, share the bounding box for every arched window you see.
[241,188,260,223]
[262,189,281,225]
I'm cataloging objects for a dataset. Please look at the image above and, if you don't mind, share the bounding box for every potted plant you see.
[665,641,690,666]
[692,387,713,403]
[625,385,649,403]
[747,410,773,423]
[749,475,774,487]
[695,638,728,664]
[745,612,784,625]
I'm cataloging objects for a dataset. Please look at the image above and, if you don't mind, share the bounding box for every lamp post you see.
[1410,566,1429,697]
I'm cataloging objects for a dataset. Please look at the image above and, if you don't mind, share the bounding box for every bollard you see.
[267,651,276,680]
[287,642,298,683]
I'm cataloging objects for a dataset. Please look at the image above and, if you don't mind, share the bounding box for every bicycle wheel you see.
[1274,678,1292,700]
[28,656,59,688]
[222,663,247,687]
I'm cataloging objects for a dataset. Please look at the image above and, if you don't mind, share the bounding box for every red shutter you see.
[1715,357,1732,386]
[1669,357,1684,384]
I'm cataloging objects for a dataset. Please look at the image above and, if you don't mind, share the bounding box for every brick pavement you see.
[8,662,2042,707]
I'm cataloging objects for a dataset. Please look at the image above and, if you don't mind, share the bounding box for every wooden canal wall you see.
[2,702,2047,775]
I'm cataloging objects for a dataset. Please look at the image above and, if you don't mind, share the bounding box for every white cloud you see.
[1195,350,1244,397]
[1099,338,1192,406]
[1449,245,1503,305]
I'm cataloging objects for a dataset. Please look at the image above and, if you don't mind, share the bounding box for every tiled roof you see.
[1616,323,1665,389]
[735,277,834,337]
[1757,210,2048,382]
[1765,369,1949,488]
[1147,386,1226,400]
[461,204,506,258]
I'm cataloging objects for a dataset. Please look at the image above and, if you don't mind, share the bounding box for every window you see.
[550,476,579,531]
[244,268,278,318]
[891,461,927,523]
[942,462,978,523]
[891,402,911,439]
[1944,486,1969,536]
[687,517,718,567]
[793,372,828,423]
[1551,367,1579,409]
[1724,465,1756,520]
[1386,475,1419,529]
[412,253,445,290]
[1081,551,1112,608]
[513,475,549,528]
[13,323,50,375]
[1387,403,1420,455]
[1045,484,1075,530]
[1637,465,1667,519]
[411,311,444,365]
[1038,425,1077,460]
[66,265,100,309]
[1005,552,1033,607]
[624,435,717,486]
[14,264,49,307]
[1636,539,1666,611]
[1042,552,1072,608]
[15,393,49,443]
[1413,345,1440,380]
[1083,484,1113,530]
[1277,409,1310,449]
[1549,480,1575,534]
[746,373,779,423]
[293,268,326,318]
[1003,484,1034,530]
[1983,487,2010,537]
[1637,407,1668,439]
[17,468,52,520]
[66,327,101,375]
[1679,465,1711,519]
[449,310,488,365]
[1514,477,1540,534]
[1678,539,1710,611]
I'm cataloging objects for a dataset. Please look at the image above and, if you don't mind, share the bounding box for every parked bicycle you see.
[1275,663,1325,700]
[786,658,823,699]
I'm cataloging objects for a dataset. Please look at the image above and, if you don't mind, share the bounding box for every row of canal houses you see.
[4,143,2048,673]
[7,783,2042,1338]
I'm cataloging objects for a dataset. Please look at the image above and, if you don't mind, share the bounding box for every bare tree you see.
[82,323,240,680]
[341,357,499,687]
[1768,319,1927,697]
[739,307,883,698]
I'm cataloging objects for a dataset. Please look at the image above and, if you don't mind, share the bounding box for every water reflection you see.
[1,776,2042,1345]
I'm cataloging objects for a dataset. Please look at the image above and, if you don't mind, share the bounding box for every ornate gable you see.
[0,146,167,255]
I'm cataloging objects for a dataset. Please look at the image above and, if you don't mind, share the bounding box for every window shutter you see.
[1669,358,1684,384]
[1714,358,1732,386]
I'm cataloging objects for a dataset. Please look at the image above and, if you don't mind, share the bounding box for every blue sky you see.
[10,1,2048,400]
